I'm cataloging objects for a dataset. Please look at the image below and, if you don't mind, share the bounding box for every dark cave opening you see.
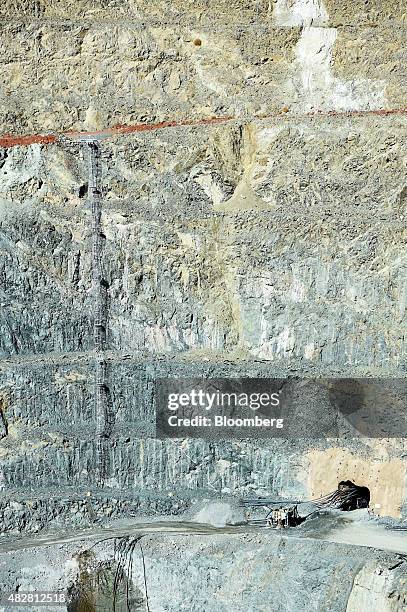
[335,480,371,511]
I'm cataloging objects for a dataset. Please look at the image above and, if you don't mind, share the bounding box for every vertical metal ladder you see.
[86,141,109,485]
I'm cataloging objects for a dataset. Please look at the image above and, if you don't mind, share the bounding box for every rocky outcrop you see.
[0,1,406,609]
[0,0,406,531]
[0,530,406,611]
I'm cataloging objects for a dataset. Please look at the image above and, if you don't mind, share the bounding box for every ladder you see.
[86,141,110,485]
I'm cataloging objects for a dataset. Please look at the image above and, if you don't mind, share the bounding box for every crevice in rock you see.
[0,395,8,439]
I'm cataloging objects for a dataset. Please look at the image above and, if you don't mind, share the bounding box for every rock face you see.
[0,0,406,133]
[0,531,406,612]
[0,0,406,540]
[0,1,407,609]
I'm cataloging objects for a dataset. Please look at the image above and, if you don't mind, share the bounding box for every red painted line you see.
[64,115,235,140]
[0,108,406,148]
[0,133,57,147]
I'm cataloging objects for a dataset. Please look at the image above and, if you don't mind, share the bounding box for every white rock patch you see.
[275,0,386,111]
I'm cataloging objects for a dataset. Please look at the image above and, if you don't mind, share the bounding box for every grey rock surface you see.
[0,527,406,611]
[0,0,406,608]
